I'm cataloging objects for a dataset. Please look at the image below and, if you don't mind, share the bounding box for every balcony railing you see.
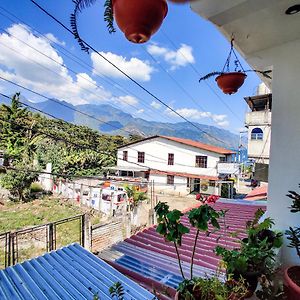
[217,162,240,175]
[245,111,271,125]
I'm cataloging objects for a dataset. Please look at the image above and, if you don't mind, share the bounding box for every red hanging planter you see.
[215,72,247,95]
[199,39,271,95]
[112,0,168,44]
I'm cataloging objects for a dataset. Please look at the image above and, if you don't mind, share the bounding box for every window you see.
[168,153,174,165]
[219,156,227,162]
[251,128,263,140]
[195,156,207,168]
[123,151,128,161]
[187,177,190,188]
[167,175,174,185]
[138,151,145,163]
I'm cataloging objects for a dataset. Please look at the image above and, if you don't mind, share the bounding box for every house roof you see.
[0,243,154,300]
[150,170,218,181]
[100,201,266,296]
[118,135,235,155]
[244,93,272,112]
[245,185,268,201]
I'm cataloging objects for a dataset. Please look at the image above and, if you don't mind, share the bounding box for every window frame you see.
[123,150,128,161]
[251,128,264,140]
[167,175,174,185]
[137,151,145,163]
[168,153,174,165]
[195,155,207,168]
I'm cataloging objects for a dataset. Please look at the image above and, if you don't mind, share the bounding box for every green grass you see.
[0,197,83,232]
[0,197,91,268]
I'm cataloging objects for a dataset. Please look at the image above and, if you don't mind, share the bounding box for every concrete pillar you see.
[267,40,300,266]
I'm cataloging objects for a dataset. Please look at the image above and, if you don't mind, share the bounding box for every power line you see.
[160,29,244,123]
[0,7,179,125]
[29,0,230,147]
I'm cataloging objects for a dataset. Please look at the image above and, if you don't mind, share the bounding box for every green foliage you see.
[124,185,148,207]
[215,209,282,277]
[285,185,300,259]
[177,275,248,300]
[188,205,220,232]
[155,202,189,246]
[0,164,39,202]
[109,281,124,300]
[30,182,43,193]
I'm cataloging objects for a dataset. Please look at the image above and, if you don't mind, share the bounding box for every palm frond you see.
[70,0,98,53]
[199,71,223,82]
[104,0,116,34]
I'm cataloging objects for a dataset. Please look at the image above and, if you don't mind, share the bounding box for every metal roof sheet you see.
[0,243,155,300]
[100,201,266,292]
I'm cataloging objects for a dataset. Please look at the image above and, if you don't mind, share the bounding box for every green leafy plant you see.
[154,201,231,298]
[215,209,283,294]
[286,185,300,259]
[124,185,148,208]
[109,281,124,300]
[177,274,248,300]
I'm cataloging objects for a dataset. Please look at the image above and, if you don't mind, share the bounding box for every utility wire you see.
[160,29,244,123]
[29,0,231,147]
[0,7,178,125]
[0,93,221,171]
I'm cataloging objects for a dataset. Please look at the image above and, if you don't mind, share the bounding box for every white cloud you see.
[117,95,138,106]
[165,107,229,127]
[45,33,66,46]
[147,43,195,70]
[0,24,112,105]
[136,109,144,114]
[150,101,161,109]
[91,51,154,81]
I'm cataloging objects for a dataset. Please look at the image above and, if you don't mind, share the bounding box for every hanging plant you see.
[70,0,168,52]
[199,39,272,95]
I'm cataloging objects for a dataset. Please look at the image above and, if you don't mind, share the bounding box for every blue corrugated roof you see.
[0,243,155,300]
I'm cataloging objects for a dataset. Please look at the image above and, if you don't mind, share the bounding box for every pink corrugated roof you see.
[245,186,268,201]
[105,201,266,297]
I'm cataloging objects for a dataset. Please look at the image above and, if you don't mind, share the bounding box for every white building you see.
[244,87,272,182]
[191,0,300,265]
[111,136,237,196]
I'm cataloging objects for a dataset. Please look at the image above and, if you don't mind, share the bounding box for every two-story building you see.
[108,135,237,196]
[245,84,272,182]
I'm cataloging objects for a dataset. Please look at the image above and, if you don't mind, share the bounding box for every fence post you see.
[10,233,17,266]
[48,223,55,251]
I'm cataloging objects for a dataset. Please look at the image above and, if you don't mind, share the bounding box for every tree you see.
[0,163,39,202]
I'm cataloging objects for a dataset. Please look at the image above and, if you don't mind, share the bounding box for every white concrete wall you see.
[150,174,189,196]
[247,124,271,164]
[117,137,223,177]
[260,39,300,265]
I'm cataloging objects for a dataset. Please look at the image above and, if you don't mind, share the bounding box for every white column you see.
[267,40,300,266]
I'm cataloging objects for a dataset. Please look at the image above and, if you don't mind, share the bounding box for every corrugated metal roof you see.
[100,201,266,292]
[0,243,155,300]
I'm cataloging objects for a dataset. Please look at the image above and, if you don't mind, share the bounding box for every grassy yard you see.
[0,197,98,269]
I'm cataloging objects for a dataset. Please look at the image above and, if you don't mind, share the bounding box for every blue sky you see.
[0,0,261,133]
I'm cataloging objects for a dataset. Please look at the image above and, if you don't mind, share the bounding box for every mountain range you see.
[0,96,240,148]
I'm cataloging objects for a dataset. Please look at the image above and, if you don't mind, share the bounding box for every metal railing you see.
[0,214,85,269]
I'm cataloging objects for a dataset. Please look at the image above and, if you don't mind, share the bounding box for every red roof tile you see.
[161,136,235,155]
[118,135,235,155]
[245,186,268,200]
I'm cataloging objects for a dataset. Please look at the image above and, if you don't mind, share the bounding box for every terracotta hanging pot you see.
[215,72,247,95]
[112,0,168,44]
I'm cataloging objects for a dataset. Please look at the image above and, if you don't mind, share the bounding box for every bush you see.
[30,182,43,193]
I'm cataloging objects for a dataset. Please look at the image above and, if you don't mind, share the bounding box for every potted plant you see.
[215,209,283,295]
[199,39,272,95]
[284,185,300,299]
[154,199,247,299]
[70,0,168,51]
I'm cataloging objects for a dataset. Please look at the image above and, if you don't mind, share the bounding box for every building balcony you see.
[245,111,271,126]
[217,162,240,175]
